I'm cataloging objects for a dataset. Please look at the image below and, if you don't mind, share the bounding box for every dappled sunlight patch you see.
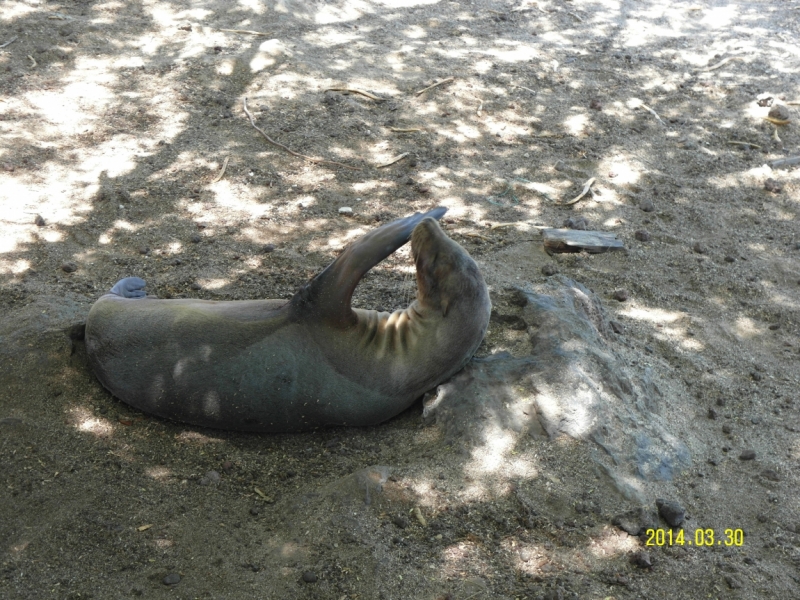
[619,305,682,325]
[0,258,32,276]
[69,406,116,437]
[197,278,231,290]
[587,526,640,558]
[733,316,763,339]
[145,465,173,482]
[313,0,371,25]
[174,430,225,444]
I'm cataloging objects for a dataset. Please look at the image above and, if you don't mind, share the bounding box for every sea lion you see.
[85,207,491,432]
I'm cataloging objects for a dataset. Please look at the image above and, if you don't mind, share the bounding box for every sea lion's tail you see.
[291,207,447,327]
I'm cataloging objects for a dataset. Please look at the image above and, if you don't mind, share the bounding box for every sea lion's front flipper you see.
[291,207,447,327]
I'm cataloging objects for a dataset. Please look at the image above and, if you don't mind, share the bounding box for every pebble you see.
[163,573,181,585]
[609,320,624,334]
[634,229,651,242]
[541,264,558,276]
[764,178,782,193]
[724,255,735,263]
[562,216,589,230]
[301,571,317,583]
[338,206,353,215]
[612,289,629,302]
[725,575,743,590]
[589,99,602,110]
[222,460,234,473]
[722,424,731,434]
[768,104,790,121]
[692,242,707,254]
[739,449,756,461]
[34,215,46,227]
[707,408,718,420]
[656,498,685,527]
[190,233,202,243]
[768,323,780,331]
[761,469,781,482]
[639,198,655,212]
[391,514,409,529]
[61,262,78,273]
[750,371,762,382]
[138,246,150,255]
[190,283,201,290]
[200,470,221,485]
[249,506,261,516]
[262,243,275,253]
[630,550,652,568]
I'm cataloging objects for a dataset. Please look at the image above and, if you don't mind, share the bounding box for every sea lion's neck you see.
[352,302,436,357]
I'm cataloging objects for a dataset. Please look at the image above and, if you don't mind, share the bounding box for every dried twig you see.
[562,177,596,206]
[0,36,18,49]
[463,232,490,241]
[699,56,743,72]
[765,116,790,126]
[772,126,782,143]
[389,127,423,133]
[324,88,385,101]
[415,77,454,96]
[567,11,583,22]
[376,152,409,168]
[219,28,270,36]
[242,98,361,171]
[212,156,230,183]
[639,103,665,126]
[727,141,761,149]
[27,55,37,68]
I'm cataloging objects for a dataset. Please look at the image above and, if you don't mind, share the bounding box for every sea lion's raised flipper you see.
[109,277,147,298]
[291,207,447,327]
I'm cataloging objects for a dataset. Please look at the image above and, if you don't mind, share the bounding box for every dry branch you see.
[415,77,454,96]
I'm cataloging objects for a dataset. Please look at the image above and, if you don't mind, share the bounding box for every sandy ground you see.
[1,0,800,598]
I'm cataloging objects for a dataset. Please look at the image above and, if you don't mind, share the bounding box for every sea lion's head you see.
[411,217,487,317]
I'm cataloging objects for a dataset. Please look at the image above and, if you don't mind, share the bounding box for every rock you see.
[768,104,790,121]
[739,449,756,461]
[656,499,685,527]
[391,515,408,529]
[541,263,558,276]
[724,255,735,263]
[707,408,718,419]
[692,242,707,254]
[639,198,655,212]
[609,320,624,334]
[61,262,78,273]
[634,229,651,242]
[200,470,221,485]
[338,206,353,215]
[190,233,202,243]
[764,178,782,193]
[630,550,652,568]
[612,509,658,536]
[163,573,181,585]
[761,469,781,481]
[34,215,46,227]
[722,424,731,434]
[562,216,589,230]
[589,99,602,110]
[262,243,275,253]
[612,289,629,302]
[302,571,317,583]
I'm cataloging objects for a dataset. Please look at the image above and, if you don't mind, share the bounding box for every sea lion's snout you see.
[411,217,484,317]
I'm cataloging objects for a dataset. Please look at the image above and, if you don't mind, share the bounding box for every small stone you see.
[391,515,409,529]
[639,198,655,212]
[656,499,685,527]
[707,408,718,420]
[768,104,790,121]
[724,255,735,263]
[58,25,74,37]
[757,96,773,107]
[222,460,234,473]
[750,371,762,382]
[692,242,707,254]
[541,263,558,276]
[634,229,651,242]
[190,233,202,243]
[562,216,589,230]
[190,283,201,290]
[589,99,602,110]
[612,289,629,302]
[34,215,46,227]
[764,178,782,193]
[249,506,261,516]
[630,550,652,568]
[61,262,78,273]
[716,398,726,407]
[722,424,731,434]
[751,416,761,424]
[302,571,317,583]
[338,206,353,215]
[739,449,756,461]
[138,246,150,255]
[609,320,624,334]
[768,323,780,331]
[163,573,181,585]
[262,243,275,253]
[725,575,743,590]
[200,470,221,485]
[761,469,781,481]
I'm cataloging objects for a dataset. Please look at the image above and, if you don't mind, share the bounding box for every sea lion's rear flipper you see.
[292,207,447,327]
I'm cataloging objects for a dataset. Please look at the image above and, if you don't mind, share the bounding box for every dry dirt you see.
[2,0,800,598]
